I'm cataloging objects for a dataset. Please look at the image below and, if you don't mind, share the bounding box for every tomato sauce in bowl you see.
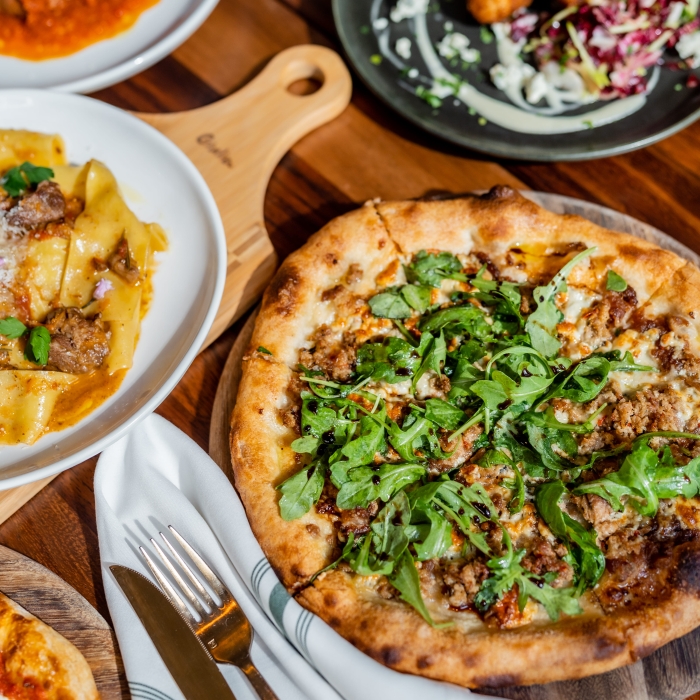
[0,0,160,61]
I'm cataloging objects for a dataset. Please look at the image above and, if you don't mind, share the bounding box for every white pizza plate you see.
[0,90,226,488]
[0,0,218,93]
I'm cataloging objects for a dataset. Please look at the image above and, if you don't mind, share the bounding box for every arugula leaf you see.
[655,447,700,499]
[405,250,466,287]
[597,349,654,373]
[526,423,578,471]
[491,409,548,478]
[25,326,50,365]
[574,440,700,516]
[420,305,492,339]
[525,248,595,358]
[334,461,425,509]
[412,331,446,390]
[278,462,326,520]
[300,397,338,439]
[1,162,54,197]
[337,411,387,469]
[368,290,412,319]
[447,357,483,401]
[574,441,658,515]
[346,533,393,576]
[517,572,582,620]
[290,436,319,453]
[430,480,496,554]
[372,491,411,560]
[522,404,607,434]
[401,284,432,314]
[424,398,466,430]
[355,337,420,383]
[0,316,27,339]
[471,378,508,410]
[474,528,582,620]
[469,267,524,329]
[606,270,627,292]
[502,466,525,513]
[387,413,434,461]
[546,356,610,404]
[389,549,442,625]
[344,491,411,576]
[536,480,605,590]
[408,503,453,561]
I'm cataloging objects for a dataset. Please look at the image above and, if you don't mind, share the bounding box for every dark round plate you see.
[333,0,700,160]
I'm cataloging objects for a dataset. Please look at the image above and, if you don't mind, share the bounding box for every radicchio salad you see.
[381,0,700,119]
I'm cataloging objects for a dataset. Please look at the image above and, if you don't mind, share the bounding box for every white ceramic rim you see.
[0,90,226,490]
[2,0,219,94]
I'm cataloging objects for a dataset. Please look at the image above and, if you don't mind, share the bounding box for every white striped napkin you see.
[94,413,489,700]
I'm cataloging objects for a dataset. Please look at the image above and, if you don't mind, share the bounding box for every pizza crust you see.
[230,186,700,687]
[248,202,400,368]
[377,187,686,303]
[230,355,337,589]
[298,542,700,688]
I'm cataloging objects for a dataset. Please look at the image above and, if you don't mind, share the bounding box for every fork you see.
[140,526,279,700]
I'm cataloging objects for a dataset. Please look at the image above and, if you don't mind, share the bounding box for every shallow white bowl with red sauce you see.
[0,0,219,93]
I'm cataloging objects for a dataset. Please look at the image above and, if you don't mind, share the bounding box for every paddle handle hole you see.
[282,60,325,96]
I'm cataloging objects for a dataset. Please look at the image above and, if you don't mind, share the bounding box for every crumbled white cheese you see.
[589,26,617,52]
[562,286,597,324]
[490,23,592,109]
[396,37,412,60]
[415,371,436,399]
[437,32,481,64]
[408,67,419,78]
[390,0,429,22]
[373,17,389,30]
[676,30,700,65]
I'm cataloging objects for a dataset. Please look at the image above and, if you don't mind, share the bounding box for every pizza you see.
[0,591,98,699]
[230,186,700,688]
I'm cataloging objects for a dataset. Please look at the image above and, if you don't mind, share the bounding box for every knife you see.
[111,565,237,700]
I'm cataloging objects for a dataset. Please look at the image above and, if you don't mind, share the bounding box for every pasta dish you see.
[0,129,166,444]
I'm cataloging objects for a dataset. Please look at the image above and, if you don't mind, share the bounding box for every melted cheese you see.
[562,285,597,324]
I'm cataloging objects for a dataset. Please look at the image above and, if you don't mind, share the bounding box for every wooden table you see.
[4,0,700,698]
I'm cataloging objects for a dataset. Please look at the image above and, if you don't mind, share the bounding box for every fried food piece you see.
[467,0,532,24]
[0,0,24,17]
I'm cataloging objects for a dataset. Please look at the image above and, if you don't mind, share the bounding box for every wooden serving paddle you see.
[0,44,351,522]
[137,43,352,347]
[0,544,126,698]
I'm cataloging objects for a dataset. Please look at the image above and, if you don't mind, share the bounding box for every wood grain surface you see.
[0,545,126,699]
[208,195,700,700]
[1,1,699,699]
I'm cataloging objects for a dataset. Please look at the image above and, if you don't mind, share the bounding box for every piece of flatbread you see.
[0,591,99,699]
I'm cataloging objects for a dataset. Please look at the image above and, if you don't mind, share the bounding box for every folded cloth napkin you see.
[95,413,490,700]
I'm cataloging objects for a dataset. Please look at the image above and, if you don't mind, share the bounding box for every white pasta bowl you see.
[0,90,226,488]
[0,0,218,93]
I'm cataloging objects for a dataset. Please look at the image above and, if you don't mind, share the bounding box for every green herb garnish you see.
[0,317,27,339]
[606,270,628,292]
[24,326,50,366]
[1,162,54,197]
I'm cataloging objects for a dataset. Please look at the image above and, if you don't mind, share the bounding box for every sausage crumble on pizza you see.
[231,186,700,688]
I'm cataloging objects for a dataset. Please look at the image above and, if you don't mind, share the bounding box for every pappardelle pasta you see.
[0,129,167,444]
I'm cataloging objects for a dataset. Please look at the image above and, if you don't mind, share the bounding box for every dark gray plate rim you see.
[332,0,700,161]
